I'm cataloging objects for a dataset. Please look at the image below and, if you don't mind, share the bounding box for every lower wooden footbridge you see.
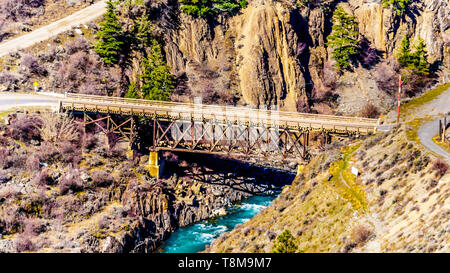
[59,93,380,177]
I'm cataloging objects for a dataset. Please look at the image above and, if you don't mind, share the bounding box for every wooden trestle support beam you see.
[68,110,346,164]
[78,112,138,149]
[151,118,312,161]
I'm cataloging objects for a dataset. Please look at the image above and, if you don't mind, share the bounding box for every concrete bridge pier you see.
[148,151,164,179]
[297,164,305,176]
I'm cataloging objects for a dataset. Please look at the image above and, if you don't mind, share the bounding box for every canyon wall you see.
[158,0,449,113]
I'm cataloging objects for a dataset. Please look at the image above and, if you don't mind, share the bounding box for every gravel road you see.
[0,1,107,58]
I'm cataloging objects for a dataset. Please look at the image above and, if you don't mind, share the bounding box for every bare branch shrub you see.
[91,170,115,187]
[82,133,98,151]
[351,224,373,246]
[359,102,380,118]
[14,233,35,252]
[58,168,84,195]
[21,54,47,76]
[0,72,22,91]
[36,141,59,164]
[26,155,40,172]
[65,36,89,55]
[433,159,448,177]
[8,114,42,142]
[69,51,93,70]
[32,168,53,187]
[39,113,80,144]
[374,62,396,94]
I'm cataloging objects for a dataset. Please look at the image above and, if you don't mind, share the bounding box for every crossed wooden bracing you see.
[61,93,380,160]
[79,113,136,143]
[152,118,310,160]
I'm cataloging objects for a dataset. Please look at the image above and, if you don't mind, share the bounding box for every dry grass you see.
[400,83,450,117]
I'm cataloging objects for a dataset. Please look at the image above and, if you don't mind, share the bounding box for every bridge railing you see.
[64,93,380,126]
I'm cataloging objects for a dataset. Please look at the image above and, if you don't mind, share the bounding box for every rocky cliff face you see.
[157,0,449,113]
[162,0,314,111]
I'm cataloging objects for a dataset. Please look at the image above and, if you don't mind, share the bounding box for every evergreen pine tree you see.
[326,7,359,71]
[133,10,153,49]
[412,38,430,75]
[94,0,123,65]
[382,0,412,18]
[125,81,139,99]
[180,0,212,18]
[140,40,174,101]
[397,36,430,75]
[397,36,412,67]
[272,230,298,253]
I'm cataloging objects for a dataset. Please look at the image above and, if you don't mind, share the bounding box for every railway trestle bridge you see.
[59,93,380,178]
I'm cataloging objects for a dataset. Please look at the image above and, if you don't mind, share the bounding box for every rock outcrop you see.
[157,0,449,113]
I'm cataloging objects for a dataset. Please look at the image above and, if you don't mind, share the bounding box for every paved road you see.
[0,93,59,111]
[416,86,450,163]
[0,0,107,58]
[419,117,450,163]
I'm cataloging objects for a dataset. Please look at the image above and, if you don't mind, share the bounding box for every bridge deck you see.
[60,93,379,134]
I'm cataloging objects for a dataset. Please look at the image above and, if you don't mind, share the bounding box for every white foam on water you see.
[240,203,267,213]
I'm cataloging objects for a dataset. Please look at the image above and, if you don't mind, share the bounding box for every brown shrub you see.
[39,113,80,145]
[23,217,46,235]
[374,62,396,94]
[26,155,40,172]
[351,224,373,246]
[36,141,60,164]
[65,36,89,55]
[433,159,448,177]
[69,51,93,70]
[14,234,35,252]
[58,168,83,195]
[21,54,47,76]
[91,170,115,188]
[32,168,53,187]
[82,133,98,151]
[8,114,42,142]
[359,103,380,118]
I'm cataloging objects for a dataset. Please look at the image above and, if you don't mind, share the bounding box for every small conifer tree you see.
[397,36,412,68]
[133,10,153,49]
[412,38,430,75]
[140,40,174,101]
[397,36,430,75]
[94,0,123,65]
[326,7,359,71]
[272,230,298,253]
[382,0,412,18]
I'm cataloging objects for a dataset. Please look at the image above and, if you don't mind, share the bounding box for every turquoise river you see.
[159,194,278,253]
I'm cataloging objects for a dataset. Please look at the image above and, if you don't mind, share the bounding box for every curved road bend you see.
[416,85,450,163]
[419,117,450,164]
[0,0,107,58]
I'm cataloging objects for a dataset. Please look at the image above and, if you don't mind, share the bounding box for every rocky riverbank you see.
[0,111,294,253]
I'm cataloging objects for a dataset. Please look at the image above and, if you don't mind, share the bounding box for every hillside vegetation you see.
[206,126,449,252]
